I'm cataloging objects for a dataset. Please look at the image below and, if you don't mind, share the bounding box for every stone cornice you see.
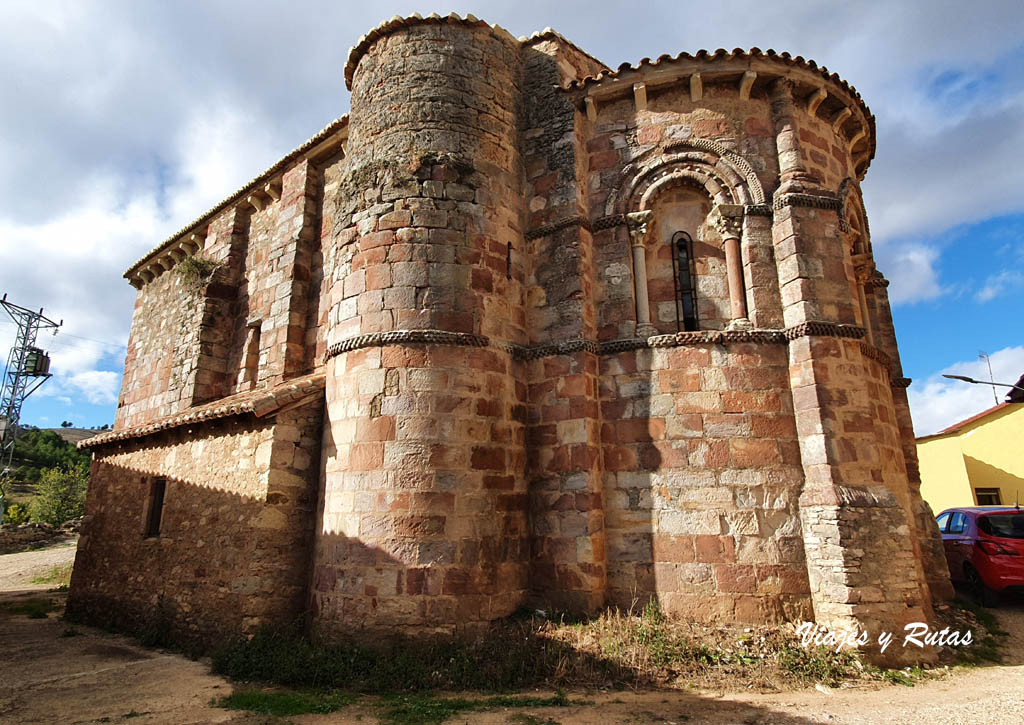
[524,215,592,241]
[325,324,881,362]
[326,329,489,359]
[784,321,866,340]
[773,192,842,212]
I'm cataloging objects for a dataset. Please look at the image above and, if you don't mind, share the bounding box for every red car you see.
[936,506,1024,606]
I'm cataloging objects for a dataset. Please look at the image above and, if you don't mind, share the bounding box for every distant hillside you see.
[44,428,98,445]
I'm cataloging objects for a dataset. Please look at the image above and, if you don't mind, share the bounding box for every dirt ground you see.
[1,539,1022,724]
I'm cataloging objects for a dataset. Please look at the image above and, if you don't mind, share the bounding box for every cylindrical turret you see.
[312,15,528,637]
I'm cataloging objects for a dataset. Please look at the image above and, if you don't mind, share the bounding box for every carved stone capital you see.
[851,253,875,284]
[625,210,654,246]
[709,204,744,240]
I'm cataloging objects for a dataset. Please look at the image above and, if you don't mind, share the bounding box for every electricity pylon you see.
[0,294,61,520]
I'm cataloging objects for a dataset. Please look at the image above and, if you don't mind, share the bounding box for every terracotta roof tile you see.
[78,372,326,449]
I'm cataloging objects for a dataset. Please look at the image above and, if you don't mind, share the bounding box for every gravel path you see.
[1,539,1022,723]
[0,536,77,591]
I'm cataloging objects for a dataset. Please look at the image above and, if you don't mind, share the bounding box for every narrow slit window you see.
[670,231,699,332]
[506,242,513,280]
[145,477,166,538]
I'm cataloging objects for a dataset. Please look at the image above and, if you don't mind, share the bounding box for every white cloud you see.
[908,346,1024,436]
[65,370,121,405]
[875,242,945,304]
[975,270,1024,303]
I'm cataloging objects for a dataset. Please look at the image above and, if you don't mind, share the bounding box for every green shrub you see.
[2,501,30,526]
[29,466,88,526]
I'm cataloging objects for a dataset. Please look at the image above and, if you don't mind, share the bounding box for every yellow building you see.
[918,402,1024,513]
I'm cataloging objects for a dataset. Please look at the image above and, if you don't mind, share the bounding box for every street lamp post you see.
[941,374,1024,398]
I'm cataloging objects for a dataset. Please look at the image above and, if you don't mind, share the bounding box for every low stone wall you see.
[67,401,322,647]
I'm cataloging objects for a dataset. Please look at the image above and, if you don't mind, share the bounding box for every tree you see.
[29,466,88,526]
[61,421,73,428]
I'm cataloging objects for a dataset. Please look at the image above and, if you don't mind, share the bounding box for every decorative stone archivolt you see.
[606,138,766,216]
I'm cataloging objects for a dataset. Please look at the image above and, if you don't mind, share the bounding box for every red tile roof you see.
[79,372,325,449]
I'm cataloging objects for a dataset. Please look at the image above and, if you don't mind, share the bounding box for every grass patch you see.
[30,563,73,588]
[948,597,1008,665]
[212,604,870,694]
[2,597,59,619]
[216,689,357,716]
[378,692,575,725]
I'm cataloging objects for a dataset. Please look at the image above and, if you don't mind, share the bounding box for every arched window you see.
[670,231,699,331]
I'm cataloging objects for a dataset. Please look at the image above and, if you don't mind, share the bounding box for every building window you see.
[670,231,699,331]
[144,477,166,538]
[975,488,1002,506]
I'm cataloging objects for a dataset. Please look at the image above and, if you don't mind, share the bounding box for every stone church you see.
[69,13,952,664]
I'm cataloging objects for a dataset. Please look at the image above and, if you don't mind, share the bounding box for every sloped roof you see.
[917,401,1017,442]
[79,372,325,449]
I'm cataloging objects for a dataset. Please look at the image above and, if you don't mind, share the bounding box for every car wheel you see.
[964,564,999,608]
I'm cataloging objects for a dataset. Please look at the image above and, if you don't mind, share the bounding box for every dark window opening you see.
[145,477,166,538]
[670,231,699,331]
[975,488,1002,506]
[506,242,513,280]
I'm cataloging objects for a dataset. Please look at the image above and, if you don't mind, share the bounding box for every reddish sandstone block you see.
[715,564,757,593]
[616,418,666,443]
[731,438,781,466]
[470,446,506,470]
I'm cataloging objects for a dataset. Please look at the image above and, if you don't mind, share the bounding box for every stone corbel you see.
[847,126,867,149]
[633,83,647,112]
[690,73,703,102]
[806,87,828,117]
[585,96,598,122]
[246,193,265,212]
[168,247,186,263]
[625,210,657,337]
[739,71,757,101]
[264,179,282,201]
[832,107,852,134]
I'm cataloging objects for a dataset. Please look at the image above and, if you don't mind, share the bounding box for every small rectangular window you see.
[975,488,1002,506]
[144,477,166,538]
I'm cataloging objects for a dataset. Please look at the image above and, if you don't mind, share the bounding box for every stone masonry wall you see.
[68,401,322,645]
[601,342,810,622]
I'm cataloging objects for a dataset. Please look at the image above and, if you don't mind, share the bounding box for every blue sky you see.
[1,0,1022,436]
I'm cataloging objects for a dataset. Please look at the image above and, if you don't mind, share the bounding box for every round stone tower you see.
[312,15,529,637]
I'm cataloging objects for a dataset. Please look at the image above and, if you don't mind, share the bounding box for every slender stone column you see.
[710,205,751,330]
[626,210,657,337]
[851,254,875,345]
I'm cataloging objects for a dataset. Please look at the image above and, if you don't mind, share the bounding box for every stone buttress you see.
[312,18,530,636]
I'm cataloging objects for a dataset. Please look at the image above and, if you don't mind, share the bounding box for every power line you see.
[1,293,61,519]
